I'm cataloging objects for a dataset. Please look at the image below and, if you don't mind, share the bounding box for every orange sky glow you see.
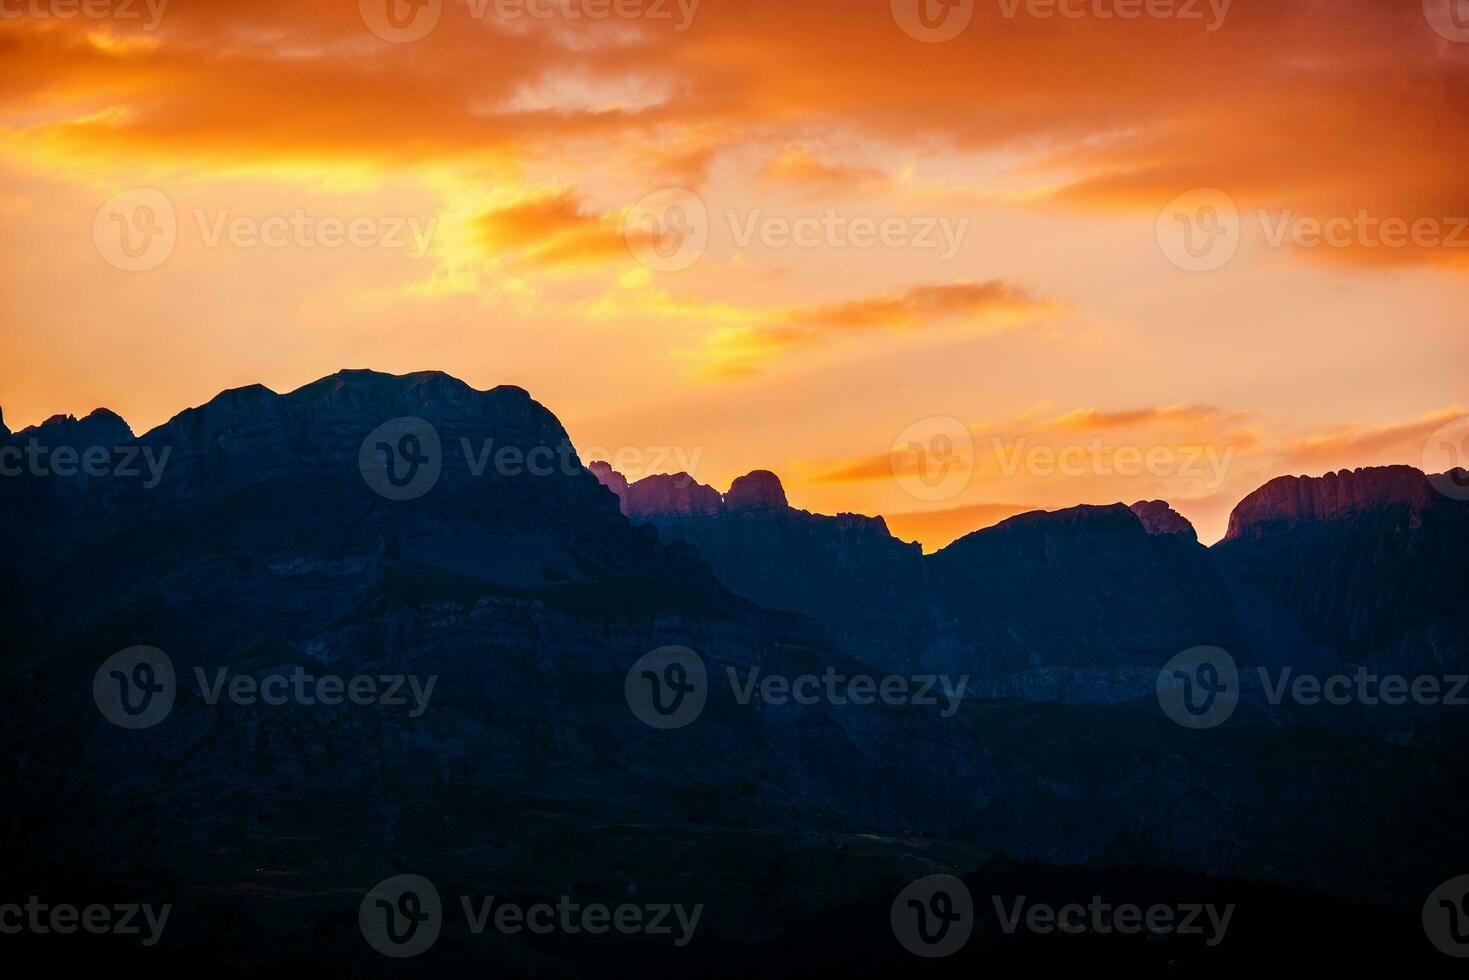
[3,0,1467,547]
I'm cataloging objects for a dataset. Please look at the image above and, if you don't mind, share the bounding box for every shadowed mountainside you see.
[2,370,1467,973]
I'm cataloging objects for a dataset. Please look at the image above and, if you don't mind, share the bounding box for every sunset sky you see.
[3,0,1467,546]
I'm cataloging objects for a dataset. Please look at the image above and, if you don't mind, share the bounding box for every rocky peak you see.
[1129,500,1198,542]
[1224,465,1433,542]
[588,460,629,501]
[17,408,135,447]
[623,472,723,520]
[725,470,788,513]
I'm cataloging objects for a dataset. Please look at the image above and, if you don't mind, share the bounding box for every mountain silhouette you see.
[3,369,1467,972]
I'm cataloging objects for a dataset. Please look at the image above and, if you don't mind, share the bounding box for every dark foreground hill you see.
[2,370,1467,974]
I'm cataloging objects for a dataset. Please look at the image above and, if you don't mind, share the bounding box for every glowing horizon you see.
[3,0,1468,547]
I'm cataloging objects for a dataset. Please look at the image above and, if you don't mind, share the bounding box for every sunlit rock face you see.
[1130,499,1198,542]
[1215,466,1469,704]
[1223,465,1433,542]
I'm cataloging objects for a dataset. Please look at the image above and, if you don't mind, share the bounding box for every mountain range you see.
[3,369,1467,972]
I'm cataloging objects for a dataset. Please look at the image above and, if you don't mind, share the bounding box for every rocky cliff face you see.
[592,465,929,671]
[1223,465,1432,541]
[1130,499,1198,542]
[1214,465,1469,692]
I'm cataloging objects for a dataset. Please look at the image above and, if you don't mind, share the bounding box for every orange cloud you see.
[475,191,630,268]
[1043,405,1234,431]
[759,145,887,192]
[685,280,1059,379]
[1278,406,1465,469]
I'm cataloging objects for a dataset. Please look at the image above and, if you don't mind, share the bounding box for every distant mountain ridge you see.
[593,458,1469,716]
[3,368,1468,922]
